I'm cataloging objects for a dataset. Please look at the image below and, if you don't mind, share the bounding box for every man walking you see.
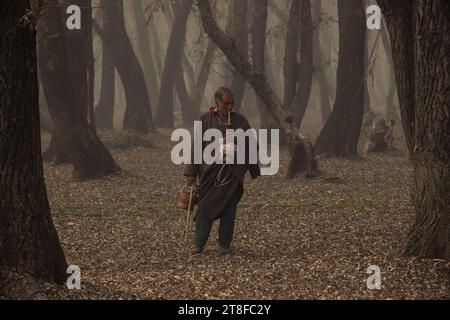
[185,87,260,255]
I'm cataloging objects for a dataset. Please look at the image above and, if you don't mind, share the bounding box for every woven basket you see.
[178,184,200,211]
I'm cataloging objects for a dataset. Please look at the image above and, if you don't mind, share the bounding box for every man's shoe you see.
[219,246,231,256]
[191,246,203,255]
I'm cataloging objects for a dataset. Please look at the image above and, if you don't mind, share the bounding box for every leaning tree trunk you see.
[0,1,67,298]
[38,0,121,180]
[154,0,194,128]
[95,0,154,134]
[315,0,366,157]
[379,0,450,259]
[95,44,115,130]
[198,0,318,178]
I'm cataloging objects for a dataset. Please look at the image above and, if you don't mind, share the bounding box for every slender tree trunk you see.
[175,69,197,125]
[193,40,215,108]
[148,20,163,79]
[95,45,115,130]
[154,0,193,128]
[315,0,366,157]
[0,1,67,297]
[379,0,450,259]
[38,0,121,179]
[290,0,314,128]
[95,0,154,134]
[283,0,300,109]
[363,30,371,114]
[131,0,159,110]
[377,0,415,157]
[252,0,273,130]
[230,0,249,110]
[381,26,399,123]
[177,38,215,125]
[312,0,331,125]
[182,54,197,97]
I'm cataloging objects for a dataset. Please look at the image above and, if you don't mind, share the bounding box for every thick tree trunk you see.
[154,0,194,128]
[0,1,67,297]
[198,0,319,178]
[95,0,154,134]
[379,0,450,259]
[61,0,96,133]
[377,0,415,157]
[95,45,115,130]
[230,0,249,110]
[404,0,449,259]
[315,0,366,157]
[290,0,314,128]
[37,0,121,179]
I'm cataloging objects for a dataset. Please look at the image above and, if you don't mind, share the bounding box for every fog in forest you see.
[1,0,448,301]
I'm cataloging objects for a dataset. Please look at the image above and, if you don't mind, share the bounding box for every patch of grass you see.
[99,129,154,150]
[57,203,184,218]
[239,202,322,215]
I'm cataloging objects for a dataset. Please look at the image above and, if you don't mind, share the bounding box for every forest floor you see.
[40,127,449,300]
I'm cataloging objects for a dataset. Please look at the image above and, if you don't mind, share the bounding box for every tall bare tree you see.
[38,0,121,179]
[0,1,67,298]
[290,0,313,128]
[315,0,366,157]
[312,0,332,124]
[378,0,450,259]
[95,44,115,130]
[95,0,155,134]
[377,1,415,157]
[154,0,194,128]
[251,0,272,129]
[230,0,249,110]
[283,0,301,109]
[198,0,318,178]
[132,0,159,110]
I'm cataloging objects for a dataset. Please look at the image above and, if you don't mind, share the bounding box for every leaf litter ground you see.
[41,130,449,300]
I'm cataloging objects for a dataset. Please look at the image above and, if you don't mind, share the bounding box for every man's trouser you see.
[194,192,239,249]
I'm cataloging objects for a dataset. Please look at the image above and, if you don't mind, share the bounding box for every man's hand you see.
[186,176,196,186]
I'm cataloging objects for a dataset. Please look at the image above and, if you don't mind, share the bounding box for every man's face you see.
[217,94,234,114]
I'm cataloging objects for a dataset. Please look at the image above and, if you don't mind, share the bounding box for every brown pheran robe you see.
[184,108,260,220]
